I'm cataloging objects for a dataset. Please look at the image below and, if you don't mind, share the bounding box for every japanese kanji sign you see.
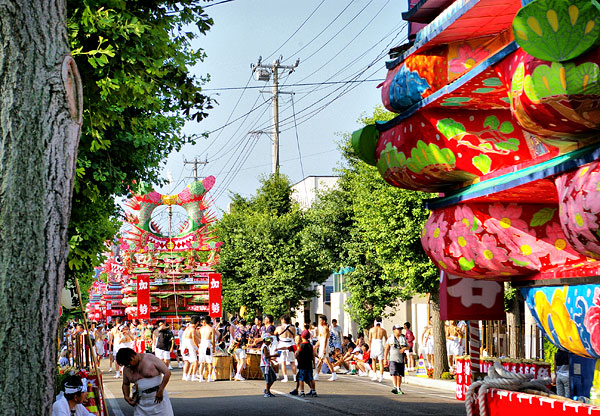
[439,270,505,320]
[208,273,222,318]
[137,275,151,320]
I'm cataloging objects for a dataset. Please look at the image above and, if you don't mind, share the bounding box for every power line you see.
[263,0,326,61]
[204,0,235,8]
[201,78,385,92]
[299,0,375,64]
[281,1,356,64]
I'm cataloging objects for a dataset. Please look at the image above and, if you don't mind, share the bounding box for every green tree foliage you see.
[305,106,438,330]
[216,174,330,319]
[65,1,214,295]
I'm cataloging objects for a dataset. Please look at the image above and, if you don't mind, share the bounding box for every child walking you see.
[290,330,317,397]
[260,335,277,397]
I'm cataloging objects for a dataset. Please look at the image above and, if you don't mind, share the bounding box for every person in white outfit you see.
[314,315,337,381]
[198,316,216,382]
[275,315,297,382]
[181,316,200,381]
[368,319,387,382]
[117,347,174,416]
[52,375,95,416]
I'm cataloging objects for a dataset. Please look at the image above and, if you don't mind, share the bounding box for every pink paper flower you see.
[506,232,544,270]
[474,234,508,271]
[429,251,456,273]
[543,222,581,265]
[454,204,482,233]
[485,203,530,241]
[423,212,449,253]
[448,221,479,260]
[582,167,600,214]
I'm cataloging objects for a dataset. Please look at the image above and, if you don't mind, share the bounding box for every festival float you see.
[119,176,223,324]
[352,0,600,414]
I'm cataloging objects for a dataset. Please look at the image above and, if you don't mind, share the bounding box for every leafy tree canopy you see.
[305,106,438,329]
[65,0,214,299]
[216,174,330,319]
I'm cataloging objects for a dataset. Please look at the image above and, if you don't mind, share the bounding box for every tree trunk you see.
[431,290,449,378]
[0,1,82,414]
[506,284,524,358]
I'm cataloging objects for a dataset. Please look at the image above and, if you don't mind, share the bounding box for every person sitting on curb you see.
[52,375,95,416]
[354,343,371,376]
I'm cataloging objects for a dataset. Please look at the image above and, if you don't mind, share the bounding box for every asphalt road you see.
[101,363,466,416]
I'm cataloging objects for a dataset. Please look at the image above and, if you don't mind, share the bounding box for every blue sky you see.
[157,0,409,214]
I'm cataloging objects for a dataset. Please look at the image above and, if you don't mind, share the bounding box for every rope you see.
[465,360,551,416]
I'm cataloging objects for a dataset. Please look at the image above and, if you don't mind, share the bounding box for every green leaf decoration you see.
[437,118,466,139]
[530,207,557,226]
[473,154,492,174]
[471,216,480,232]
[351,125,380,166]
[510,257,530,267]
[377,142,407,176]
[509,63,525,105]
[496,138,520,151]
[564,61,600,95]
[483,115,500,130]
[459,257,475,271]
[405,140,456,174]
[483,77,503,87]
[513,0,600,62]
[499,121,515,134]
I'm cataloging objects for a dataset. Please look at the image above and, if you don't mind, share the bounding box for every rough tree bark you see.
[431,290,450,378]
[0,1,82,414]
[506,284,524,358]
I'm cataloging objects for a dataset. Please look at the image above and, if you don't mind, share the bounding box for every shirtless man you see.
[181,316,200,381]
[198,316,216,382]
[116,347,173,416]
[111,322,124,377]
[94,325,105,367]
[368,318,387,382]
[275,315,297,382]
[446,320,463,370]
[314,315,337,381]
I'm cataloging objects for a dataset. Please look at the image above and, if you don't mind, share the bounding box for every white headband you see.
[65,378,87,394]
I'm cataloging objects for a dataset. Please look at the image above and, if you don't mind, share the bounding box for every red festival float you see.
[352,0,600,414]
[119,176,222,324]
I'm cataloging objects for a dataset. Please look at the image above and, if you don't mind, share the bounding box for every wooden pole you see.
[75,278,108,416]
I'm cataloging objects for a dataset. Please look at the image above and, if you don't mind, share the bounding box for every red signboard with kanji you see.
[208,273,222,318]
[439,270,505,321]
[137,275,150,320]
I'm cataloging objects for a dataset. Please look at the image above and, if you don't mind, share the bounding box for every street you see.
[101,364,467,416]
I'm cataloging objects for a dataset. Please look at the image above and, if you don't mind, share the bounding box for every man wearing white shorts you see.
[181,316,200,381]
[275,315,296,382]
[198,316,216,382]
[368,319,387,382]
[155,322,174,369]
[315,315,337,381]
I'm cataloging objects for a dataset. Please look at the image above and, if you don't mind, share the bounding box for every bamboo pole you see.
[75,278,108,416]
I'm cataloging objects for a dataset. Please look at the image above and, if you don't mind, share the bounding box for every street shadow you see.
[110,392,467,416]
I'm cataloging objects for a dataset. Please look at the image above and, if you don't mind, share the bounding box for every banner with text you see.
[137,275,151,320]
[208,273,222,318]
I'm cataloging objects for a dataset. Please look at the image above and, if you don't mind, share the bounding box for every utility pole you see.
[251,56,299,174]
[184,156,208,180]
